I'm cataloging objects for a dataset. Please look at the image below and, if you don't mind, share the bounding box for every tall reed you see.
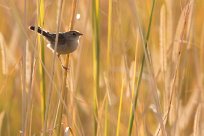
[37,0,46,125]
[116,59,125,136]
[55,0,78,135]
[128,0,156,135]
[92,0,100,135]
[104,0,112,135]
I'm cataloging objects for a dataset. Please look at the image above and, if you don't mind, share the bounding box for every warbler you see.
[29,25,83,70]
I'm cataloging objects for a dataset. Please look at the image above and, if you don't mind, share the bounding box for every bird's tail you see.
[29,26,49,37]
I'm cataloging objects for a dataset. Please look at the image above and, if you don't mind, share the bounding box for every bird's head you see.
[65,30,83,41]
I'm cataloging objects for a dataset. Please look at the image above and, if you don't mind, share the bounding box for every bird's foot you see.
[61,65,69,71]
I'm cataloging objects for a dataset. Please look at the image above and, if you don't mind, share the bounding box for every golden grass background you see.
[0,0,204,135]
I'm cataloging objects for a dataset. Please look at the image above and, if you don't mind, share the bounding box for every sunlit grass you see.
[92,0,100,135]
[37,0,46,127]
[116,60,125,136]
[0,0,203,136]
[128,0,157,135]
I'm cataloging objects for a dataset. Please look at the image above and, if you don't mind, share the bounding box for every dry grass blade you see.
[200,25,204,70]
[105,0,112,135]
[128,0,167,135]
[159,4,168,115]
[193,104,201,136]
[37,0,46,126]
[168,0,194,125]
[0,33,8,75]
[22,41,34,136]
[174,88,198,135]
[0,111,5,134]
[92,0,100,135]
[25,41,31,92]
[54,0,78,135]
[171,0,193,63]
[159,5,167,76]
[155,1,194,135]
[0,0,203,135]
[116,58,125,136]
[49,0,64,135]
[107,0,112,68]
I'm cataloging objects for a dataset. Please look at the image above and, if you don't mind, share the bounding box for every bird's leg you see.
[57,54,69,71]
[57,54,62,63]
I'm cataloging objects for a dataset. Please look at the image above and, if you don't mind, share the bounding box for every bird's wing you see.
[45,33,66,45]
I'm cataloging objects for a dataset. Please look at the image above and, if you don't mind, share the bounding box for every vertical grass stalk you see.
[128,0,156,135]
[46,0,64,135]
[107,0,112,67]
[56,0,78,135]
[92,0,100,135]
[116,73,124,136]
[21,0,27,134]
[37,0,46,125]
[105,0,112,135]
[104,101,109,136]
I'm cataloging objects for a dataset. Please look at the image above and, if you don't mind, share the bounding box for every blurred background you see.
[0,0,204,135]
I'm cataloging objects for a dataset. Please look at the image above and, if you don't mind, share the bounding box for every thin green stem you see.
[56,0,77,135]
[128,0,156,135]
[105,0,112,135]
[116,76,124,136]
[37,0,46,126]
[92,0,100,135]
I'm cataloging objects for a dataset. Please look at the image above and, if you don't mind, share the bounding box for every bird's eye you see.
[72,32,76,36]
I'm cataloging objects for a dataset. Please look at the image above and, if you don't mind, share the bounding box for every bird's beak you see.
[79,32,83,36]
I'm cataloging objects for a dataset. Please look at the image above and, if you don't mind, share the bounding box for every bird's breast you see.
[49,39,79,54]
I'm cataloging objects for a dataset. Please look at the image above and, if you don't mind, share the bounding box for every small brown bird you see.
[29,25,83,70]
